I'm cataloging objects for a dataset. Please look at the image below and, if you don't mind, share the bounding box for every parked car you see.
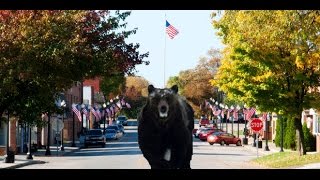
[207,132,242,146]
[84,129,106,148]
[104,129,119,140]
[116,115,128,126]
[199,116,210,127]
[194,127,214,138]
[106,125,123,139]
[198,128,224,141]
[113,124,125,134]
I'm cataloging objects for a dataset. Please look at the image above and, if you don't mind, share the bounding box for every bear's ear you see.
[171,85,178,94]
[148,85,155,94]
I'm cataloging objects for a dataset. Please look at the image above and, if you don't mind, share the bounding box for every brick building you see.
[0,82,83,156]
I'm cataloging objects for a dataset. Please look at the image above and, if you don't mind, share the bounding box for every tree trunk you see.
[294,116,306,155]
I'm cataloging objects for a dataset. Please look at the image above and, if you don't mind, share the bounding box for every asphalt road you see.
[19,120,264,169]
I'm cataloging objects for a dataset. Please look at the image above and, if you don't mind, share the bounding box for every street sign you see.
[52,118,64,131]
[250,118,263,132]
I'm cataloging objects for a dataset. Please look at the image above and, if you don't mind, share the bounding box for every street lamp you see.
[280,114,284,152]
[243,104,248,145]
[60,100,66,151]
[45,113,51,156]
[71,108,76,147]
[81,104,85,134]
[220,104,227,132]
[102,103,107,134]
[264,112,270,151]
[26,124,33,159]
[236,105,241,138]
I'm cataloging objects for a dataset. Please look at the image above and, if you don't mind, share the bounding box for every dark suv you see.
[84,129,106,148]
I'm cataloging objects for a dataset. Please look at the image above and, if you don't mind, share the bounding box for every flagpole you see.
[164,13,167,88]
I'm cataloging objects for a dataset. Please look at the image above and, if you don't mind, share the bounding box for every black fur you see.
[137,85,194,169]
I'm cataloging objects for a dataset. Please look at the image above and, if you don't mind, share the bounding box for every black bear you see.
[137,84,194,169]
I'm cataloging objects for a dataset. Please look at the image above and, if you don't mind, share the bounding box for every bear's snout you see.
[160,106,167,113]
[158,100,169,118]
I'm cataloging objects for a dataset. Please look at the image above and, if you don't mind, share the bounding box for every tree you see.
[167,48,222,117]
[0,10,149,124]
[212,10,320,155]
[122,76,149,118]
[125,76,149,98]
[285,117,296,150]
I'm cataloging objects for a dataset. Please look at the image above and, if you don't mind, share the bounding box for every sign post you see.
[250,118,263,157]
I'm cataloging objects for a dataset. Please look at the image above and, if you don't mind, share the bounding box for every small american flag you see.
[72,104,82,122]
[166,20,179,39]
[246,107,256,120]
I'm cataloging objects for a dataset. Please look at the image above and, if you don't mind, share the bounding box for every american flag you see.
[116,100,122,109]
[95,107,101,120]
[246,107,256,120]
[72,104,82,122]
[262,112,267,121]
[233,108,238,120]
[90,106,98,120]
[82,107,89,119]
[106,108,111,118]
[166,20,179,39]
[214,108,221,116]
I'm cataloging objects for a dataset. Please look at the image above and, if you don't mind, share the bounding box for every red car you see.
[198,128,224,141]
[207,132,242,146]
[199,117,210,127]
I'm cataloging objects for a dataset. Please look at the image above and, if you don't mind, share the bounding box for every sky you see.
[125,10,224,88]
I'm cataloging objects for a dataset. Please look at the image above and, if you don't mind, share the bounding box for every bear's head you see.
[146,84,179,126]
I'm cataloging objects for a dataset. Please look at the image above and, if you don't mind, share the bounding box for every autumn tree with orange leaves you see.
[0,10,148,125]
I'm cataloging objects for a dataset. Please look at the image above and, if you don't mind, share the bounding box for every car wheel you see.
[209,143,213,145]
[101,144,105,148]
[84,144,88,148]
[220,140,225,146]
[236,140,241,146]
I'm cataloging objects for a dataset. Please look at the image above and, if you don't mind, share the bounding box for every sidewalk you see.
[242,136,284,156]
[0,142,81,169]
[242,136,320,169]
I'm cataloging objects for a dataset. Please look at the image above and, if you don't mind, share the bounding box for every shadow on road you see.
[193,152,246,156]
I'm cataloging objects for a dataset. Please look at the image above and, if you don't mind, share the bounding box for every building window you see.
[0,121,5,146]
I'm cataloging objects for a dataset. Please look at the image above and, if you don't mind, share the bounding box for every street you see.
[19,120,265,169]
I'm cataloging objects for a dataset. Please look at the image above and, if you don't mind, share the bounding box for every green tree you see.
[212,10,320,155]
[285,117,296,150]
[275,117,287,147]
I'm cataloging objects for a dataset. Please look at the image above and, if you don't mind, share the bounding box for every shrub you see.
[302,122,316,152]
[284,118,296,150]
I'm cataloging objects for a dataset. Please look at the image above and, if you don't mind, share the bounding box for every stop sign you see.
[250,118,263,132]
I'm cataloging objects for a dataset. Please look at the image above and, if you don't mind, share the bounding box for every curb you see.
[2,160,46,169]
[1,146,80,169]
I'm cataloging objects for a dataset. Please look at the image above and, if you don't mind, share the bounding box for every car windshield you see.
[107,126,119,130]
[117,116,127,120]
[86,130,102,135]
[106,129,116,133]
